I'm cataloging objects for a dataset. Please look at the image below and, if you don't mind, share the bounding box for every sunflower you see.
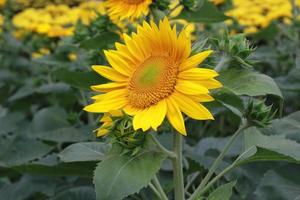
[84,18,222,136]
[106,0,152,21]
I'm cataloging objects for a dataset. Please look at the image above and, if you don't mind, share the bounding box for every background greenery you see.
[1,0,300,200]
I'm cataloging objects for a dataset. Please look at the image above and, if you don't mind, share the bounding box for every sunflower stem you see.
[153,175,169,200]
[172,133,185,200]
[214,53,230,72]
[149,182,161,199]
[188,121,249,200]
[150,134,176,158]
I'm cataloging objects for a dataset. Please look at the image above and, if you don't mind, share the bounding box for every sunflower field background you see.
[1,0,300,199]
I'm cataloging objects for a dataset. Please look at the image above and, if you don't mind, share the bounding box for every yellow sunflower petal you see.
[180,50,213,71]
[84,97,127,113]
[133,109,151,132]
[189,94,215,102]
[92,65,128,82]
[176,79,209,95]
[92,89,128,102]
[104,50,132,76]
[123,105,141,116]
[178,68,219,80]
[166,96,187,135]
[172,91,214,120]
[97,128,109,137]
[145,100,167,130]
[193,79,223,89]
[91,82,127,93]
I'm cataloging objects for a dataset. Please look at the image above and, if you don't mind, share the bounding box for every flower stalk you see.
[172,133,185,200]
[188,121,249,200]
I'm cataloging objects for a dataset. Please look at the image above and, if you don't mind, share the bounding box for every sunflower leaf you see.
[220,69,283,98]
[93,150,166,200]
[176,1,228,23]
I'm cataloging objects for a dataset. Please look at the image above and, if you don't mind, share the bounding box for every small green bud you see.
[245,99,276,127]
[110,116,147,155]
[182,0,197,10]
[152,0,170,10]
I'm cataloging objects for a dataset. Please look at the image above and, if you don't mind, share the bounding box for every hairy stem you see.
[153,175,169,200]
[188,122,248,200]
[172,133,185,200]
[150,134,176,158]
[149,182,161,199]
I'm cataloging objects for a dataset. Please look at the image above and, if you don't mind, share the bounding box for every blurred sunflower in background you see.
[106,0,152,21]
[84,18,222,136]
[12,1,106,38]
[226,0,300,34]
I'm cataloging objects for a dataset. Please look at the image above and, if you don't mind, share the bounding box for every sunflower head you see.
[84,18,222,136]
[106,0,152,21]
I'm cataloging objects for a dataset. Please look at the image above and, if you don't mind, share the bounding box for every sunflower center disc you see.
[128,56,178,109]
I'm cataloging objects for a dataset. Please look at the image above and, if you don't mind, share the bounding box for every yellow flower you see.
[106,0,152,21]
[31,48,50,59]
[12,2,108,38]
[0,0,5,8]
[210,0,225,5]
[68,53,78,61]
[169,0,196,39]
[226,0,300,34]
[0,15,3,27]
[84,18,222,136]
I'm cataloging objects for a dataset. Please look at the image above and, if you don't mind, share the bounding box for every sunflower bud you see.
[96,110,146,155]
[182,0,196,10]
[213,33,256,69]
[152,0,169,10]
[245,99,276,127]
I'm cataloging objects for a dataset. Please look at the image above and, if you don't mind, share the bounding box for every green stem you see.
[198,163,236,197]
[188,122,248,200]
[172,133,185,200]
[153,175,169,200]
[214,53,230,72]
[149,182,161,199]
[150,134,176,158]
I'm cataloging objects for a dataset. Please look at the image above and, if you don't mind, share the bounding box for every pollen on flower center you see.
[124,0,145,4]
[128,56,178,109]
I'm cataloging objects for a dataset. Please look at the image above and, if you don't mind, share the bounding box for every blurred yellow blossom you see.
[210,0,225,5]
[68,53,78,61]
[169,0,196,39]
[31,48,51,59]
[0,0,5,8]
[13,2,106,38]
[14,0,83,9]
[226,0,300,34]
[0,15,4,30]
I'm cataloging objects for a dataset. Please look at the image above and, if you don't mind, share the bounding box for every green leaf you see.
[12,154,96,177]
[30,107,92,142]
[80,31,119,50]
[220,69,283,98]
[214,88,245,118]
[207,181,237,200]
[265,111,300,140]
[0,112,25,135]
[53,68,107,90]
[0,136,52,167]
[238,127,300,164]
[52,187,96,200]
[59,142,108,162]
[176,1,228,23]
[255,170,300,200]
[94,151,166,200]
[0,176,57,200]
